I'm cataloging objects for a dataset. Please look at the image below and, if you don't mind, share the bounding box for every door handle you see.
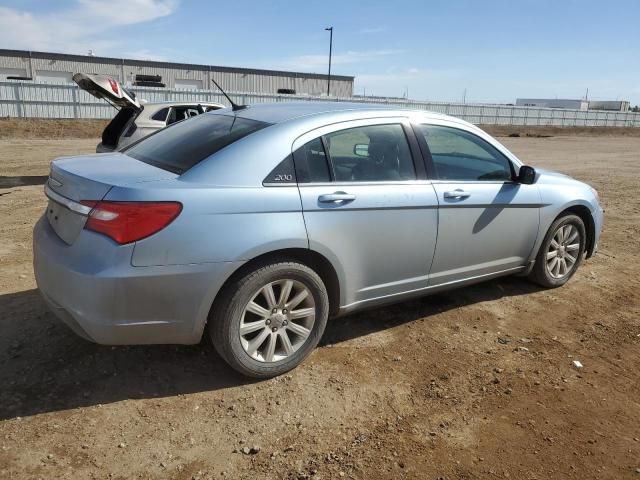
[318,192,356,204]
[443,189,471,199]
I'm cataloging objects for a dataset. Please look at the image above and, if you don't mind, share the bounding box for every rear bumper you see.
[33,216,240,345]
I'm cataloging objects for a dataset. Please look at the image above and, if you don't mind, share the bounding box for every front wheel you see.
[209,261,329,378]
[529,214,586,288]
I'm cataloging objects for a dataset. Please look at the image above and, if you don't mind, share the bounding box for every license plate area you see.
[46,199,88,245]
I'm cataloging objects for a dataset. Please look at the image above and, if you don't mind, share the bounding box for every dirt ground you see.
[2,117,640,141]
[0,119,109,140]
[0,134,639,480]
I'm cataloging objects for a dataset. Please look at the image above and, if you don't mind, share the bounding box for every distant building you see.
[516,98,589,110]
[516,98,631,112]
[0,49,354,97]
[587,100,630,112]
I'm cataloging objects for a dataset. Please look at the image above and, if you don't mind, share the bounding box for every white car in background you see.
[73,73,224,153]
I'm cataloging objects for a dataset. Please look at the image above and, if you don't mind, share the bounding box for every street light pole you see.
[325,26,333,97]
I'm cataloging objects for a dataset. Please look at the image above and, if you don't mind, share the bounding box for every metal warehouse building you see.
[0,49,354,97]
[588,100,630,112]
[516,98,589,111]
[516,98,631,112]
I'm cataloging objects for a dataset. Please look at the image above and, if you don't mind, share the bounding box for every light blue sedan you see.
[33,102,603,377]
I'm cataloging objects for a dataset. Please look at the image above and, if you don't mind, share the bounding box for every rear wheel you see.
[209,261,329,378]
[529,214,586,288]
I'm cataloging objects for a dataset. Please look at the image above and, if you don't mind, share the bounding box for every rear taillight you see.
[108,78,119,94]
[80,201,182,245]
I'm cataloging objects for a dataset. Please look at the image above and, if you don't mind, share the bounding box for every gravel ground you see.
[0,135,639,479]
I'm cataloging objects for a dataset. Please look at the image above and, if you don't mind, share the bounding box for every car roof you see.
[142,101,224,108]
[225,101,454,125]
[180,101,522,186]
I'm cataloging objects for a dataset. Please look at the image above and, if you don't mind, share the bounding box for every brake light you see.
[80,201,182,244]
[107,78,119,95]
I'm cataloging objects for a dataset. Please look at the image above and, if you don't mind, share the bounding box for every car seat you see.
[351,130,402,181]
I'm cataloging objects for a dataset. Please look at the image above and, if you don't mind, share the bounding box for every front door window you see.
[418,125,513,181]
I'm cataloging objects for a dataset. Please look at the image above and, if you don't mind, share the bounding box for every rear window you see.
[124,114,270,174]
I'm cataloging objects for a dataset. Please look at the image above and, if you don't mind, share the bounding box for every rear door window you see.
[325,124,416,182]
[124,114,269,174]
[167,106,194,125]
[293,137,331,183]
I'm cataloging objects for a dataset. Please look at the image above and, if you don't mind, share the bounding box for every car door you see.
[414,123,541,286]
[293,118,439,309]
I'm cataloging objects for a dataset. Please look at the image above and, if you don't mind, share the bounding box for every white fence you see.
[1,80,639,127]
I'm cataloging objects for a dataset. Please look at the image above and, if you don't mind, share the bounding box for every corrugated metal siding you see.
[0,54,30,74]
[0,51,354,96]
[31,57,122,82]
[1,81,639,126]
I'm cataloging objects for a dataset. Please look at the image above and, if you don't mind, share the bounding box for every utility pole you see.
[325,26,333,96]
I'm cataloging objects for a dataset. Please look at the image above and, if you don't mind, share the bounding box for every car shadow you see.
[472,183,519,234]
[320,276,541,345]
[0,278,542,420]
[0,175,48,189]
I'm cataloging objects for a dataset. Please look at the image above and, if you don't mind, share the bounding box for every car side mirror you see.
[353,143,369,157]
[518,165,537,184]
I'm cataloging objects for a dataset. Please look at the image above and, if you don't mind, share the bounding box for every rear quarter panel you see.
[103,183,308,267]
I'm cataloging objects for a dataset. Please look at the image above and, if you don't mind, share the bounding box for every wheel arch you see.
[531,201,597,267]
[206,248,342,330]
[558,204,596,258]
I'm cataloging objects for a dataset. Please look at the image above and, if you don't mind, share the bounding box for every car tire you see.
[529,214,586,288]
[209,260,329,378]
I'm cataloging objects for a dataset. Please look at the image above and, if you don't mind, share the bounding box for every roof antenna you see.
[211,78,247,111]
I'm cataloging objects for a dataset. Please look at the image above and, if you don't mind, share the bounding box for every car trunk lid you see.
[73,73,141,110]
[45,153,177,244]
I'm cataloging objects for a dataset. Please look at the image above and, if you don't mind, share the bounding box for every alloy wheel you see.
[546,224,581,279]
[239,279,316,363]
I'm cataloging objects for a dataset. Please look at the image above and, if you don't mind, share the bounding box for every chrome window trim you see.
[44,182,93,216]
[291,116,412,152]
[262,182,298,187]
[429,179,518,185]
[297,180,434,187]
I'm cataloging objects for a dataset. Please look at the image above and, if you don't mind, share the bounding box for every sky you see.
[0,0,638,105]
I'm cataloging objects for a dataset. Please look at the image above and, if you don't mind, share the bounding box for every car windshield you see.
[124,114,270,174]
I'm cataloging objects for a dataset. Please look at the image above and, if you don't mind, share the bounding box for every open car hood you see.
[73,73,141,110]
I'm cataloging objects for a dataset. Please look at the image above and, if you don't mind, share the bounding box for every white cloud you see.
[0,0,177,55]
[359,26,388,34]
[75,0,177,26]
[123,49,169,62]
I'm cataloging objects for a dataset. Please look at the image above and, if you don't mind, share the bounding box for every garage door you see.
[36,71,73,83]
[175,79,203,90]
[0,67,29,79]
